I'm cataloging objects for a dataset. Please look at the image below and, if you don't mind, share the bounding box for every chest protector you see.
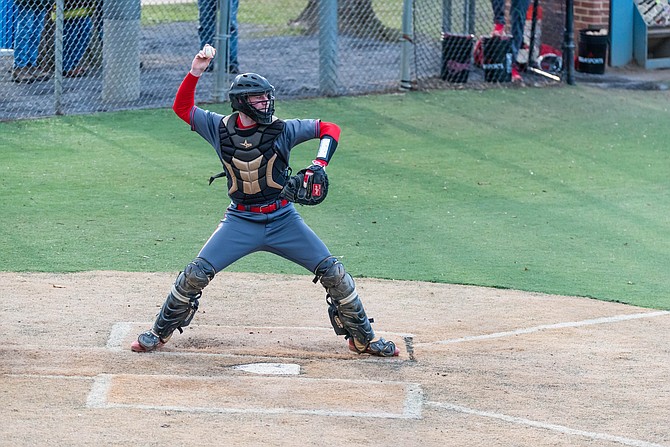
[217,113,287,205]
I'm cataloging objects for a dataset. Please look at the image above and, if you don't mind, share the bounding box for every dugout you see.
[633,0,670,69]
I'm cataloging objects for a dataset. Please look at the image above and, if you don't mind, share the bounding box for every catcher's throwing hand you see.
[190,45,216,77]
[280,164,329,205]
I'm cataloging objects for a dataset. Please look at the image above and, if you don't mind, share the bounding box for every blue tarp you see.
[0,0,15,49]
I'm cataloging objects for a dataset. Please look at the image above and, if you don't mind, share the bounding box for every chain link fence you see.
[415,0,566,87]
[0,0,567,121]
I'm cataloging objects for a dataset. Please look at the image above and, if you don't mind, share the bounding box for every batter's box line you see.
[86,373,424,420]
[107,322,415,351]
[426,401,668,447]
[416,311,670,347]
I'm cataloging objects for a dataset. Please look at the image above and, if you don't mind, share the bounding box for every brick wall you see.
[539,0,610,50]
[574,0,610,30]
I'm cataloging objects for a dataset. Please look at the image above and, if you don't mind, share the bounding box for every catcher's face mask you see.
[247,93,274,115]
[229,73,276,124]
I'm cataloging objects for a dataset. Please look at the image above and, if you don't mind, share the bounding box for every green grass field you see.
[140,0,401,35]
[1,85,668,310]
[141,0,309,28]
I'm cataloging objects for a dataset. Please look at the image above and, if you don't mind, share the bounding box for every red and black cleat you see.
[130,330,166,352]
[348,337,399,357]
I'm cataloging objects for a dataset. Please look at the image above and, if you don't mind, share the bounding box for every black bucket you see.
[577,29,607,74]
[441,33,474,83]
[481,36,512,82]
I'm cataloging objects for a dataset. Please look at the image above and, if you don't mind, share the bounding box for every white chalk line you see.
[426,401,668,447]
[5,372,423,419]
[86,373,111,408]
[84,373,423,419]
[90,402,414,419]
[6,343,263,359]
[6,374,94,381]
[107,322,135,350]
[416,311,670,346]
[5,373,665,442]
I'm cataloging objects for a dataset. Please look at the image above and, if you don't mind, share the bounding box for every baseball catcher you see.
[130,45,399,358]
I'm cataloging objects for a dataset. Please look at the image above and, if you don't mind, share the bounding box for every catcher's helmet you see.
[229,73,275,125]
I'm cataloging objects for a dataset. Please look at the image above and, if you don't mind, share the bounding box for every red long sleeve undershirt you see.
[172,72,199,124]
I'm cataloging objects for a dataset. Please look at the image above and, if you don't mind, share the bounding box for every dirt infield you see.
[1,271,668,447]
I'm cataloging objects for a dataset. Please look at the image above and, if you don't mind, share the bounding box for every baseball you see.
[203,45,215,58]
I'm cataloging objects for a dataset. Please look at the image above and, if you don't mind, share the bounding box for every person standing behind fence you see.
[490,0,530,82]
[60,0,94,77]
[12,0,53,83]
[198,0,239,73]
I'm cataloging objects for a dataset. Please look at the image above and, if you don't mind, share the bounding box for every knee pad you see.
[175,257,216,298]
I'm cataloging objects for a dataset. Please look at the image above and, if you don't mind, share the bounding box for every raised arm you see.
[172,45,216,124]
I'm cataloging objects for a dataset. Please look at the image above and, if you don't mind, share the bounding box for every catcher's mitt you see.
[280,165,329,205]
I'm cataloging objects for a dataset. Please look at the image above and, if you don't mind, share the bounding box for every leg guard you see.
[316,257,375,347]
[135,288,197,351]
[151,257,216,342]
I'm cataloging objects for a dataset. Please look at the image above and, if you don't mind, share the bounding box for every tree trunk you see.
[290,0,400,42]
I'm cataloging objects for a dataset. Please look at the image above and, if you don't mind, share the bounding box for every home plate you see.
[232,362,300,375]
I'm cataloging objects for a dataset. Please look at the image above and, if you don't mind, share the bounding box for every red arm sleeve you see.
[319,121,340,141]
[172,72,200,124]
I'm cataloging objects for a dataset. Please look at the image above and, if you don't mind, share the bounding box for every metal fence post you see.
[214,0,231,102]
[442,0,452,33]
[102,0,141,102]
[319,0,337,96]
[400,0,413,90]
[464,0,475,34]
[54,0,63,114]
[564,0,575,85]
